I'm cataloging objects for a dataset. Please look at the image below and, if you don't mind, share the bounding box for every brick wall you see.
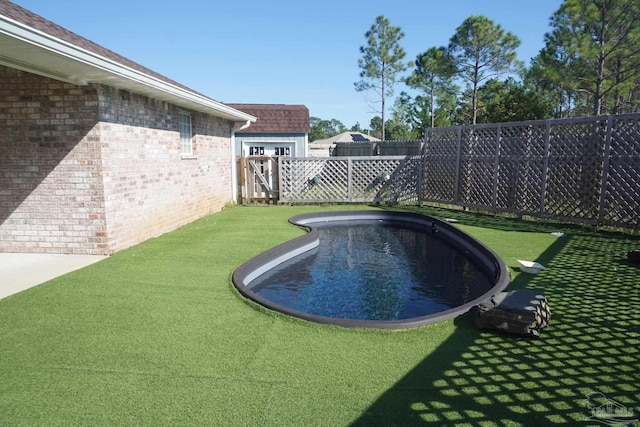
[0,66,235,255]
[97,86,234,253]
[0,66,107,254]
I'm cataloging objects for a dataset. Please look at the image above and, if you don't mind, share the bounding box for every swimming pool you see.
[232,211,510,329]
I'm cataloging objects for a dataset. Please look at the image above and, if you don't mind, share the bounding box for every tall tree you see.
[448,16,522,124]
[544,0,640,115]
[355,15,408,140]
[309,117,347,142]
[480,78,553,123]
[386,94,421,140]
[350,122,363,132]
[406,46,457,128]
[526,40,575,118]
[369,116,383,139]
[407,94,433,133]
[391,93,416,130]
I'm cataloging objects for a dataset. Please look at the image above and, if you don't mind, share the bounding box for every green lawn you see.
[0,205,638,426]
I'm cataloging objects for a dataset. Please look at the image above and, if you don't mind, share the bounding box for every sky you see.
[14,0,564,129]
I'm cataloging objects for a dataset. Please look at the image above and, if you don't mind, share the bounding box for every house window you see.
[179,112,193,156]
[275,147,291,156]
[249,146,265,156]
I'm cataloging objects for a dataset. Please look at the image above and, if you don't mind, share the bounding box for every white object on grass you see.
[518,260,546,274]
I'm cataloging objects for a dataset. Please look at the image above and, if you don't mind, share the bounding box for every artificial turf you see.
[0,205,638,426]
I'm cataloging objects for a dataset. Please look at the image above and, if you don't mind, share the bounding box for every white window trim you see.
[241,140,296,157]
[179,111,195,158]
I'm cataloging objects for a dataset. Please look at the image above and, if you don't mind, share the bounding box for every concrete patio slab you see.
[0,253,108,300]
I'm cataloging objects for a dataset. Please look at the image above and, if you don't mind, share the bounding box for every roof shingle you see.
[0,0,205,96]
[226,104,309,134]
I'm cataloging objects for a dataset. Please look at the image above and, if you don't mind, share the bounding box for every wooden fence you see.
[333,139,424,156]
[237,156,279,203]
[378,140,424,155]
[333,142,376,157]
[279,156,423,203]
[422,114,639,228]
[278,114,639,230]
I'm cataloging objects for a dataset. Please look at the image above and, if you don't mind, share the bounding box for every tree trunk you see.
[381,68,386,140]
[430,84,435,128]
[594,52,605,116]
[472,55,480,125]
[593,2,607,116]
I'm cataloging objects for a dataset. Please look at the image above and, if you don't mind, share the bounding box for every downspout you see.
[231,120,252,203]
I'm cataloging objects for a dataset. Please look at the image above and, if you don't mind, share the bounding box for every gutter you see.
[230,120,253,203]
[0,13,256,123]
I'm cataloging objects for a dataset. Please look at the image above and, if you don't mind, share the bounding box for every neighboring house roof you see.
[225,104,309,134]
[310,131,380,147]
[0,0,255,123]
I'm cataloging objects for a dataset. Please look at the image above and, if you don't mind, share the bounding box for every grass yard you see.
[0,205,638,426]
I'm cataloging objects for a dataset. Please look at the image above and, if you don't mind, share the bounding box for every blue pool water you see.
[249,220,494,321]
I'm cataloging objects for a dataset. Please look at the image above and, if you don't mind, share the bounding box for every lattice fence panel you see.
[423,129,458,202]
[422,157,457,202]
[280,158,348,202]
[351,157,422,202]
[544,118,607,222]
[280,158,322,199]
[458,127,498,207]
[280,157,421,203]
[308,159,348,202]
[350,158,394,202]
[280,114,639,230]
[600,115,640,229]
[495,124,546,212]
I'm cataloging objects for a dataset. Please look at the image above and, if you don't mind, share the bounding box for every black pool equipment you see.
[475,289,551,338]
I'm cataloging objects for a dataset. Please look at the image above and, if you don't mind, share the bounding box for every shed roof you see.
[225,104,309,134]
[0,0,255,123]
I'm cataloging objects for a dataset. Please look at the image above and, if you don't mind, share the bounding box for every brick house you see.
[224,103,309,201]
[0,1,256,255]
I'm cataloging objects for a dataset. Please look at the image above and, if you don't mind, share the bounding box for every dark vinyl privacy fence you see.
[279,114,640,230]
[332,139,424,156]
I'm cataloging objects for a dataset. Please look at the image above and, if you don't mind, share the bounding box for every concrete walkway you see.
[0,253,108,300]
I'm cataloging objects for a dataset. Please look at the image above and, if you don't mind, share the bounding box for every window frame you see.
[179,111,193,157]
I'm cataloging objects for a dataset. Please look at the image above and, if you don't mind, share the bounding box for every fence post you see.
[418,133,428,204]
[347,158,353,202]
[240,156,248,203]
[454,126,462,204]
[491,124,501,208]
[417,155,424,204]
[539,119,551,214]
[278,156,284,203]
[597,115,614,225]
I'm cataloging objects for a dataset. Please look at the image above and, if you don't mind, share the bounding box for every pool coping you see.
[232,210,511,329]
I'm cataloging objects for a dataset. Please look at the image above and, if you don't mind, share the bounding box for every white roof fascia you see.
[0,14,256,123]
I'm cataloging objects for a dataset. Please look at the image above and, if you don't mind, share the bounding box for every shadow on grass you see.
[351,207,640,426]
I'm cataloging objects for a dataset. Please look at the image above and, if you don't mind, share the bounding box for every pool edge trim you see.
[232,210,511,330]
